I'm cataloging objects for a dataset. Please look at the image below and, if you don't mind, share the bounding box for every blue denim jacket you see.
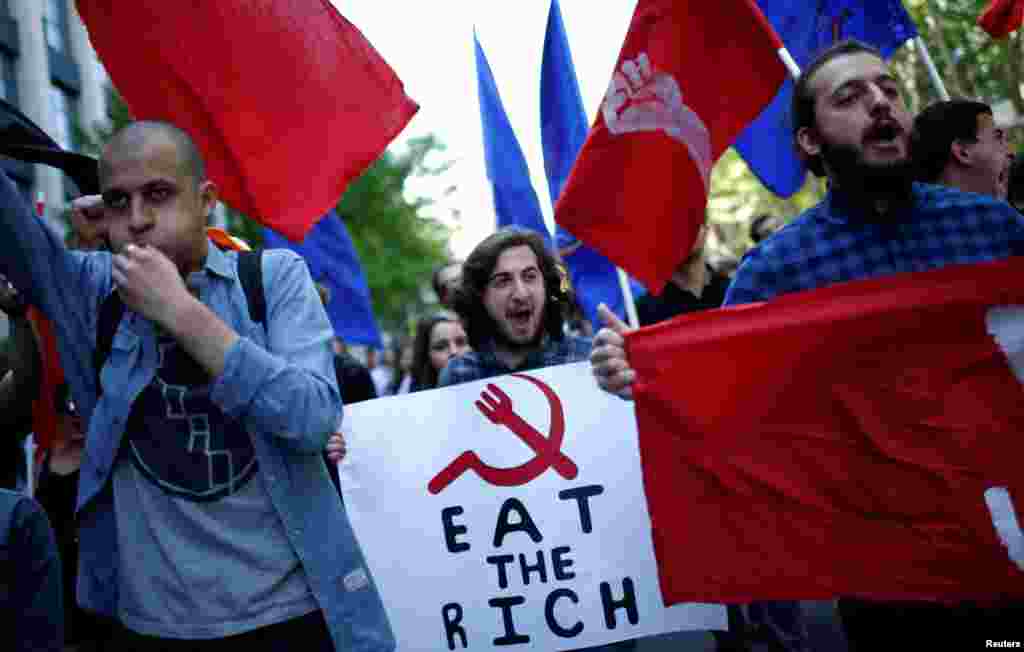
[0,172,394,652]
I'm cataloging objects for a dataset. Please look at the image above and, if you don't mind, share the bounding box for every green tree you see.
[338,135,451,334]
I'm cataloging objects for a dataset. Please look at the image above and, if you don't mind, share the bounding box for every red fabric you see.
[26,307,64,452]
[628,258,1024,604]
[979,0,1024,38]
[553,0,786,292]
[76,1,418,241]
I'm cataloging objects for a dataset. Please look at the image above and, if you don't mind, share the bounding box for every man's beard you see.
[820,140,915,205]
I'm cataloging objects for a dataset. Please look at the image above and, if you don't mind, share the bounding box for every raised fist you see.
[602,53,713,188]
[69,194,108,251]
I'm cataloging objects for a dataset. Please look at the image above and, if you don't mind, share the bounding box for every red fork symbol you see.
[428,374,578,494]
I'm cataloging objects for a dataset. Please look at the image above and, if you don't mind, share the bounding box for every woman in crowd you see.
[409,312,470,392]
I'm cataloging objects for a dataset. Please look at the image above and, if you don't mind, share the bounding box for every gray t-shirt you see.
[113,335,316,639]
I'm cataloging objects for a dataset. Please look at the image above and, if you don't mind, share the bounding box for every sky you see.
[332,1,638,258]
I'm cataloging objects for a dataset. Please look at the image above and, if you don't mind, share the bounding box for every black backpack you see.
[93,249,265,394]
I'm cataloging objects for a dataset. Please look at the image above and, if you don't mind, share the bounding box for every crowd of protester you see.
[1,37,1023,652]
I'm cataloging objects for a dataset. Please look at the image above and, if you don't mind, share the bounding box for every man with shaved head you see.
[0,121,394,651]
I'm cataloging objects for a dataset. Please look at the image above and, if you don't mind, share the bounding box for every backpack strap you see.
[237,249,266,330]
[93,291,126,396]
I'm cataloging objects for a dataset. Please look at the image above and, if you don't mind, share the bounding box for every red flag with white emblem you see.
[628,258,1024,603]
[554,0,787,292]
[76,0,417,241]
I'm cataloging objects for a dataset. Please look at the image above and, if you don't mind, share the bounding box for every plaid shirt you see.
[726,182,1024,305]
[438,334,593,387]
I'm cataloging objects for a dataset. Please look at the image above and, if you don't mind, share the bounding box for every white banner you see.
[339,362,725,651]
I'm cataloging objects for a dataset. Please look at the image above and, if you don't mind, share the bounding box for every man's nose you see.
[866,84,893,115]
[128,196,154,232]
[510,277,530,297]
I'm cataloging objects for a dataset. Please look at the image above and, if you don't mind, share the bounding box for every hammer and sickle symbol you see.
[428,373,578,494]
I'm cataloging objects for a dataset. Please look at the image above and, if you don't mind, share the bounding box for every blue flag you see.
[735,0,919,197]
[540,0,644,326]
[263,210,383,349]
[474,31,551,244]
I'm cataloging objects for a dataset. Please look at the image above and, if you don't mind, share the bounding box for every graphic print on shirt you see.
[126,335,257,501]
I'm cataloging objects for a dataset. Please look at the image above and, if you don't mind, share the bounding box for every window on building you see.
[44,0,66,53]
[49,85,75,151]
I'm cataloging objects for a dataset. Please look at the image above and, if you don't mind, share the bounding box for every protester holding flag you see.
[0,121,394,651]
[591,39,1024,650]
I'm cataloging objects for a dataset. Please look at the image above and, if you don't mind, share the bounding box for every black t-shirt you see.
[636,269,731,326]
[334,353,377,404]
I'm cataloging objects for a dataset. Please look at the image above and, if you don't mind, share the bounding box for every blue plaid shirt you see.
[438,334,593,386]
[726,182,1024,305]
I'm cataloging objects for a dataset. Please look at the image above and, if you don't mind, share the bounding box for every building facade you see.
[1,0,109,222]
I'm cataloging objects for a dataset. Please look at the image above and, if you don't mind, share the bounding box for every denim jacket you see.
[0,172,394,652]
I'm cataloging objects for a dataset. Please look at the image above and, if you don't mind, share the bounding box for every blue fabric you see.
[0,171,395,652]
[726,183,1024,305]
[475,31,551,245]
[437,334,592,387]
[264,210,383,348]
[0,490,63,652]
[734,0,919,197]
[540,0,645,326]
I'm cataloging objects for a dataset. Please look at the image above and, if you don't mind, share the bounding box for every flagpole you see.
[913,36,950,101]
[616,267,640,329]
[777,47,801,80]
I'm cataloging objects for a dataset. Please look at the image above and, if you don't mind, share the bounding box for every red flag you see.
[76,1,418,241]
[26,307,65,453]
[628,258,1024,604]
[979,0,1024,38]
[553,0,787,292]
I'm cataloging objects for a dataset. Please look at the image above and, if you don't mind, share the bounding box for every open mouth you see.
[508,308,533,330]
[864,122,903,148]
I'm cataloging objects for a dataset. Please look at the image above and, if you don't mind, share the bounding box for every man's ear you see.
[796,126,822,159]
[950,139,972,167]
[198,179,218,217]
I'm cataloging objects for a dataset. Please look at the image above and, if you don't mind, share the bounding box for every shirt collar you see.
[200,238,235,280]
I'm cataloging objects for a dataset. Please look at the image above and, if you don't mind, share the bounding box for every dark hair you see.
[100,120,206,189]
[791,39,885,177]
[749,214,776,243]
[452,228,572,350]
[909,99,992,183]
[431,260,462,304]
[410,313,459,391]
[1006,151,1024,208]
